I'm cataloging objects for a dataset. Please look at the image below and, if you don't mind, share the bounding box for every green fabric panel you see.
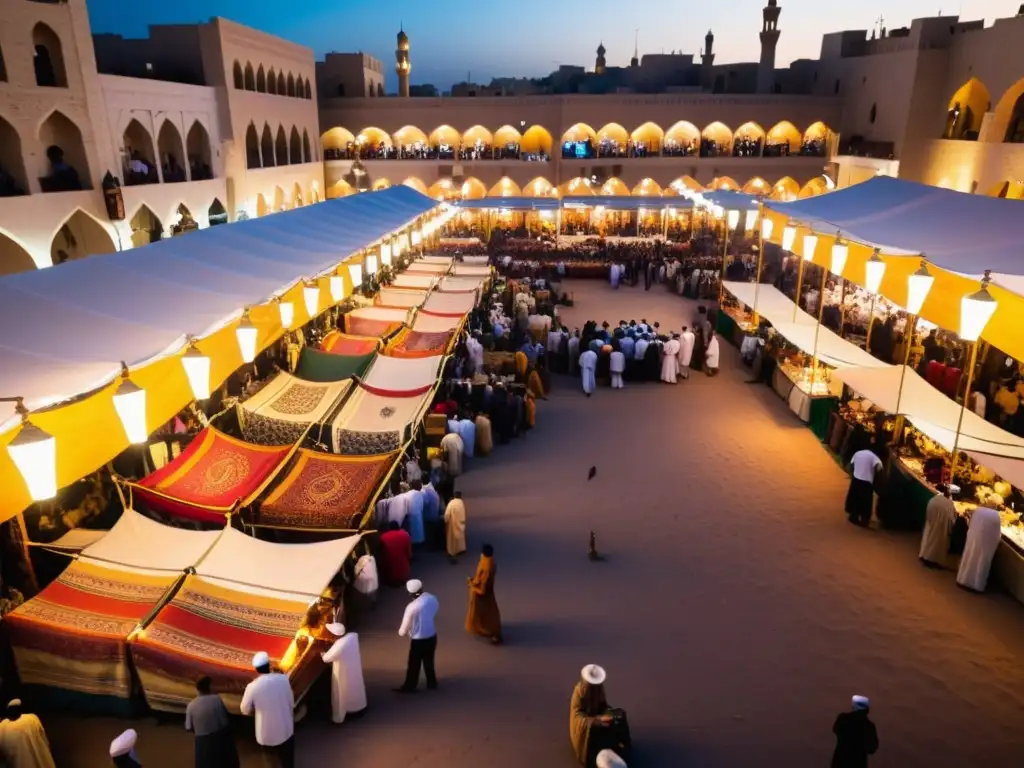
[715,310,737,341]
[809,396,838,441]
[296,347,374,382]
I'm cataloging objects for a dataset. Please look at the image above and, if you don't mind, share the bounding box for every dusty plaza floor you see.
[45,278,1024,767]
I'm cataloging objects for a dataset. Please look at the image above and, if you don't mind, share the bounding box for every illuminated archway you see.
[327,180,356,199]
[743,177,769,194]
[291,181,303,207]
[702,122,732,155]
[771,176,799,201]
[51,209,116,262]
[733,121,764,157]
[631,178,662,196]
[402,177,428,194]
[322,127,355,159]
[665,121,700,155]
[0,229,36,275]
[488,177,522,197]
[273,185,285,211]
[428,178,460,201]
[561,123,596,145]
[128,204,162,248]
[460,177,487,200]
[709,176,739,191]
[799,177,829,198]
[493,124,522,155]
[996,78,1024,142]
[988,180,1024,199]
[766,121,801,155]
[461,125,493,148]
[429,125,460,154]
[255,193,269,216]
[665,176,703,194]
[801,121,831,155]
[393,125,429,158]
[557,177,594,197]
[944,78,990,139]
[523,176,555,197]
[600,178,630,196]
[596,123,628,155]
[372,178,392,191]
[521,125,553,155]
[355,126,392,158]
[630,122,664,153]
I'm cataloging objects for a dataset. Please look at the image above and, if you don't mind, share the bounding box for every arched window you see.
[289,127,302,164]
[0,43,7,82]
[0,116,28,196]
[33,23,67,87]
[267,68,277,94]
[1004,93,1024,143]
[287,73,296,97]
[275,125,288,165]
[157,120,186,182]
[305,80,313,99]
[0,231,36,275]
[129,205,163,248]
[243,62,255,91]
[38,110,91,191]
[376,83,384,98]
[302,129,312,162]
[260,124,274,167]
[256,65,266,93]
[186,121,212,179]
[208,198,228,226]
[277,71,286,94]
[122,118,158,186]
[233,61,243,89]
[245,123,261,169]
[52,210,116,265]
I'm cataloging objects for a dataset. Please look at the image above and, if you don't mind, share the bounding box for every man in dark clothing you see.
[832,695,878,768]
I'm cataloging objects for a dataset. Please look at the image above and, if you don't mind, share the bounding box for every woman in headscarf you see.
[465,543,502,644]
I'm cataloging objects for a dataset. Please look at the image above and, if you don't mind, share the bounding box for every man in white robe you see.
[705,333,721,376]
[610,263,620,289]
[579,349,598,397]
[956,506,1002,592]
[678,326,695,380]
[240,651,295,767]
[661,335,681,383]
[609,348,626,389]
[568,331,581,375]
[321,623,367,724]
[919,487,956,568]
[0,700,55,768]
[466,333,485,375]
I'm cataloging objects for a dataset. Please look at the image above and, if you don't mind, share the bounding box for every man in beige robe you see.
[444,491,467,562]
[440,430,464,477]
[474,413,493,456]
[0,700,55,768]
[919,487,956,568]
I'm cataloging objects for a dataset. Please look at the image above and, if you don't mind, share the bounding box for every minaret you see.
[630,31,639,68]
[395,25,410,98]
[700,30,715,90]
[758,0,781,94]
[596,42,607,75]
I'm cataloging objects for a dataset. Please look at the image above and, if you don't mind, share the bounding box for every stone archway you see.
[0,229,37,275]
[38,110,91,191]
[208,198,228,225]
[128,205,163,248]
[51,210,117,264]
[0,114,28,196]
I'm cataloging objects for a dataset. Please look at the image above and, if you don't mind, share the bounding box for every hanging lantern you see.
[726,210,740,230]
[303,282,320,319]
[864,249,886,294]
[801,234,818,262]
[762,218,774,239]
[412,229,422,247]
[236,314,258,363]
[782,225,797,252]
[712,205,725,220]
[744,209,758,232]
[960,272,998,342]
[112,368,147,444]
[181,344,211,400]
[906,261,934,316]
[278,299,294,329]
[831,237,848,277]
[381,242,392,266]
[349,263,363,287]
[366,254,378,276]
[7,416,57,502]
[329,275,344,302]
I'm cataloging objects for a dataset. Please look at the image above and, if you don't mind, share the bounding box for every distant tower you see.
[396,26,410,98]
[596,42,607,75]
[758,0,781,94]
[700,30,715,90]
[630,31,639,68]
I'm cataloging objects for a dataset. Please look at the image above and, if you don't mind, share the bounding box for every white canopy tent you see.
[423,291,477,315]
[361,354,443,391]
[79,509,221,575]
[377,288,429,308]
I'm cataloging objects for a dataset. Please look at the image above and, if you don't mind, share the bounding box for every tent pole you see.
[948,340,979,485]
[792,255,806,323]
[752,203,765,325]
[718,217,729,303]
[809,265,828,392]
[891,314,918,445]
[865,294,877,353]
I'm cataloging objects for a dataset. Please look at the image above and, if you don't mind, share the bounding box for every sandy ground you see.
[45,279,1024,767]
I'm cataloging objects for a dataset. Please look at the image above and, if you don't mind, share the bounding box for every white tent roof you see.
[392,274,436,289]
[412,313,463,333]
[362,354,443,390]
[459,256,490,266]
[452,265,491,277]
[195,526,361,602]
[404,263,450,275]
[0,187,437,427]
[723,282,889,369]
[377,288,429,308]
[81,509,221,575]
[423,291,477,315]
[348,306,411,323]
[417,256,454,266]
[439,276,484,292]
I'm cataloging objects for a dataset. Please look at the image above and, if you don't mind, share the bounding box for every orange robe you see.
[465,554,502,640]
[528,370,545,399]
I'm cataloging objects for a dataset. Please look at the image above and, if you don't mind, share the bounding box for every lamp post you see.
[863,248,886,352]
[112,363,147,444]
[717,209,738,303]
[793,231,817,322]
[752,214,773,324]
[2,397,57,502]
[181,340,211,401]
[891,259,935,442]
[236,311,259,363]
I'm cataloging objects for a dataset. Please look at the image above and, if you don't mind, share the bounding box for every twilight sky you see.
[87,0,1013,90]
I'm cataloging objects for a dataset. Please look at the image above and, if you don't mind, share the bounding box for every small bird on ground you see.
[587,465,597,481]
[588,531,605,562]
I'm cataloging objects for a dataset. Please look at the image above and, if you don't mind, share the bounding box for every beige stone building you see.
[0,0,324,274]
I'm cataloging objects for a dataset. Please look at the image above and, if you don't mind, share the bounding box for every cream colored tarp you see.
[417,256,454,266]
[412,313,464,333]
[423,291,477,315]
[453,265,492,277]
[440,276,484,292]
[404,263,450,275]
[82,509,221,575]
[377,288,429,308]
[393,274,437,290]
[195,526,361,601]
[239,371,349,427]
[362,354,443,391]
[459,256,490,266]
[724,282,890,370]
[347,306,412,324]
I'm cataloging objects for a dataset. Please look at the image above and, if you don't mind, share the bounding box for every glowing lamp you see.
[712,205,725,220]
[278,300,294,329]
[366,255,378,276]
[112,372,147,444]
[960,274,998,342]
[782,225,797,252]
[303,283,320,319]
[745,209,758,232]
[381,242,392,266]
[762,218,774,239]
[181,345,211,401]
[412,229,422,247]
[236,315,258,362]
[831,239,848,277]
[727,209,740,230]
[906,261,934,316]
[864,250,886,295]
[8,419,57,502]
[349,263,363,286]
[329,275,344,302]
[801,234,818,262]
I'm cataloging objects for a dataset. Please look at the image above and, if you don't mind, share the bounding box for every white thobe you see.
[440,432,464,476]
[240,672,294,747]
[568,337,580,373]
[956,506,1002,591]
[353,554,378,597]
[579,350,598,394]
[919,494,955,565]
[661,339,680,382]
[467,338,484,373]
[609,351,626,389]
[705,337,721,370]
[634,339,649,361]
[678,331,695,368]
[322,634,367,723]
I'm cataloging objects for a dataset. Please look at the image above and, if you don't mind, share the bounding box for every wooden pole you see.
[752,203,765,325]
[948,340,979,484]
[717,216,729,303]
[808,265,828,392]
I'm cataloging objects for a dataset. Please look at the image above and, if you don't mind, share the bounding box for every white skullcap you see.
[6,699,21,709]
[581,664,607,686]
[406,579,423,594]
[852,695,870,710]
[109,729,137,757]
[326,622,346,636]
[596,749,627,768]
[252,651,270,669]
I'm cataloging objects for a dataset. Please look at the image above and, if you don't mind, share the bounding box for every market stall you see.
[343,306,411,338]
[376,288,430,308]
[319,331,381,356]
[329,381,434,455]
[237,371,351,446]
[392,273,437,290]
[295,346,376,382]
[361,353,445,391]
[423,291,477,315]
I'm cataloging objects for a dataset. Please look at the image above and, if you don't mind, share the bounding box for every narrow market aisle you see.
[301,279,1024,768]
